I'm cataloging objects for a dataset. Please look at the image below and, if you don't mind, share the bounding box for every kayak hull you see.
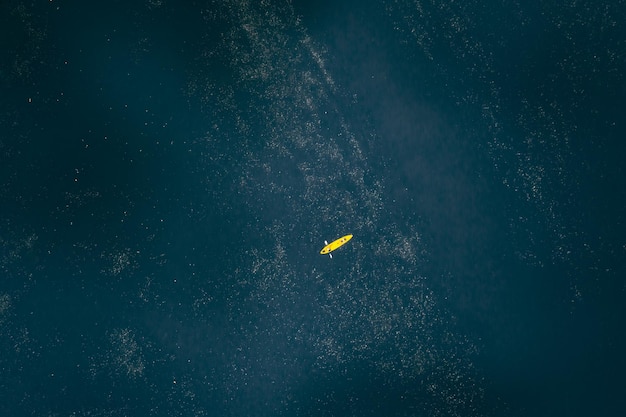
[320,234,353,255]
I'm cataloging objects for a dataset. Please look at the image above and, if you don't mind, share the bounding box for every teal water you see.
[1,1,624,416]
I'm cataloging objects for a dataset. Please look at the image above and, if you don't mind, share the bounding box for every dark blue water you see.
[1,1,624,416]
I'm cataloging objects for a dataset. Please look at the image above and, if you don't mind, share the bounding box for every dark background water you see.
[1,1,625,416]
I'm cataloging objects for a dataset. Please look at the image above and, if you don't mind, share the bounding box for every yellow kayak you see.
[320,234,353,258]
